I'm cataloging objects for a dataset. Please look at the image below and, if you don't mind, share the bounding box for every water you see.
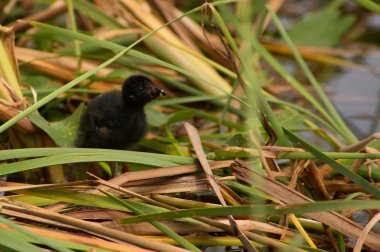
[328,53,380,139]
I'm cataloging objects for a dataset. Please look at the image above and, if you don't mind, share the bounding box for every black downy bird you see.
[76,75,166,149]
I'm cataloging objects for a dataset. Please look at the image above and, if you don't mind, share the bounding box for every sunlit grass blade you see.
[0,147,194,163]
[120,200,380,224]
[0,149,198,176]
[278,151,380,160]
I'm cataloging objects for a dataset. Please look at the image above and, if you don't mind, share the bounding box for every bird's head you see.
[122,75,166,106]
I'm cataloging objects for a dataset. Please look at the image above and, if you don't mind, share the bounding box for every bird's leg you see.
[110,162,119,178]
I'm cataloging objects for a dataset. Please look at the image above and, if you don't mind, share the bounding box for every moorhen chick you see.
[76,75,165,149]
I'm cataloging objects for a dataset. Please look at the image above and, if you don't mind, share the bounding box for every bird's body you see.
[76,75,165,149]
[76,91,147,149]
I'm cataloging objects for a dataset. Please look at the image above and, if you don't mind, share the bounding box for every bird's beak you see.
[159,89,166,96]
[153,87,166,98]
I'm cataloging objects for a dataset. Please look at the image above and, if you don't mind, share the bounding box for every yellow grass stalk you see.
[0,26,23,101]
[289,213,317,248]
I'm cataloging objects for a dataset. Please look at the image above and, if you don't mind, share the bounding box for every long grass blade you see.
[120,200,380,224]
